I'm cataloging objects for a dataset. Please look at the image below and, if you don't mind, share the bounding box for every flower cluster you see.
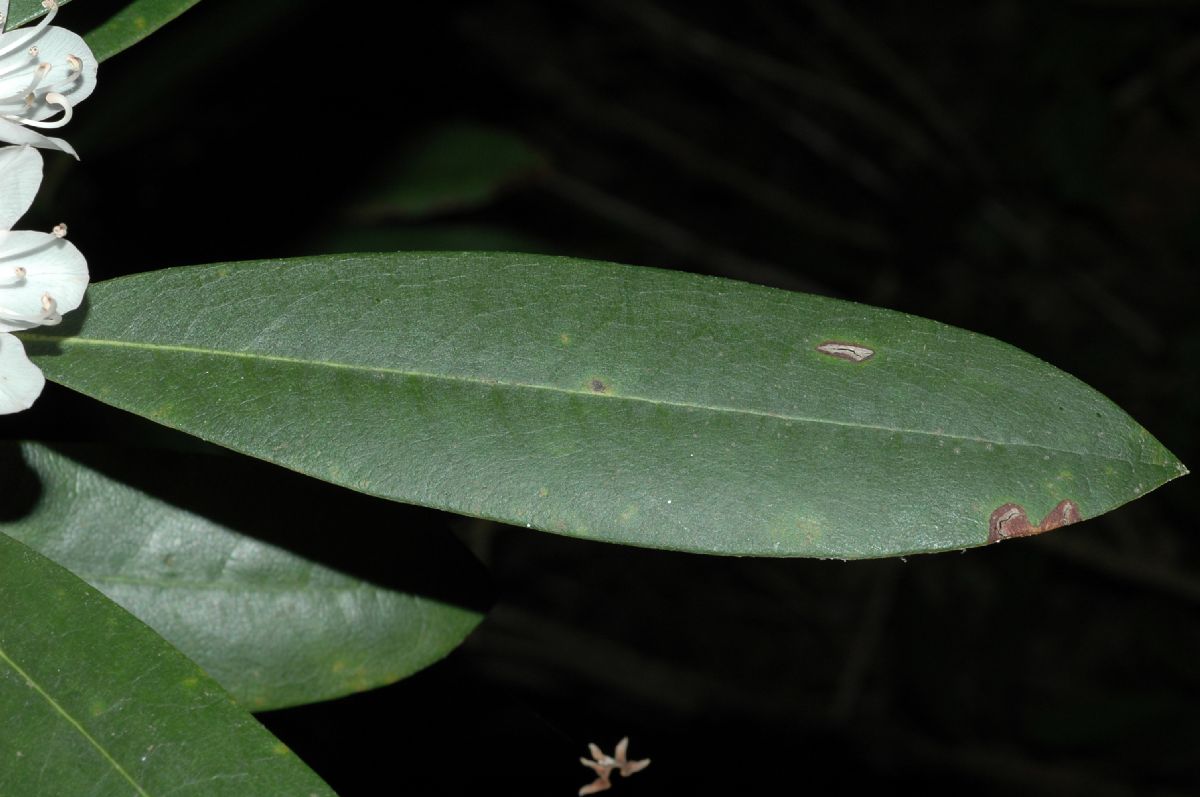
[0,0,97,156]
[0,0,93,414]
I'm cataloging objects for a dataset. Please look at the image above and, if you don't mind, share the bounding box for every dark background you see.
[7,0,1199,794]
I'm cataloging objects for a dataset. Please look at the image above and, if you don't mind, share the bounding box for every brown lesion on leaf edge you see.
[988,499,1083,544]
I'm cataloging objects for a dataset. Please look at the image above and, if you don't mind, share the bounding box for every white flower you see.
[0,144,87,413]
[0,0,98,157]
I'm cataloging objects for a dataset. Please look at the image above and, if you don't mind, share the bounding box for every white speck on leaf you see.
[816,341,875,362]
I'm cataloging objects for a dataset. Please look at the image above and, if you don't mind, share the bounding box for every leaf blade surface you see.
[0,531,335,796]
[84,0,204,62]
[0,442,487,710]
[23,253,1185,557]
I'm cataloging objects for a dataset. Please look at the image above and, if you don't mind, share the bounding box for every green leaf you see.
[22,253,1186,558]
[0,531,335,796]
[84,0,204,62]
[0,442,487,711]
[353,124,547,219]
[3,0,73,31]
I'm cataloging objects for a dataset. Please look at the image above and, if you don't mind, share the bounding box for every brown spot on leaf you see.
[988,504,1031,540]
[589,379,608,394]
[816,341,875,362]
[988,499,1082,543]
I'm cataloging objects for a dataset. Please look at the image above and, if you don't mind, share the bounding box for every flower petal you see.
[0,145,39,230]
[0,330,45,413]
[0,230,87,331]
[0,115,77,156]
[0,26,98,121]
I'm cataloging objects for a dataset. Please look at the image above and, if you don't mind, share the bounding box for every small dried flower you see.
[579,737,650,795]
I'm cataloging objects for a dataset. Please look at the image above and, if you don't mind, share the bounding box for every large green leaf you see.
[83,0,204,62]
[0,531,335,796]
[22,253,1186,557]
[0,442,487,711]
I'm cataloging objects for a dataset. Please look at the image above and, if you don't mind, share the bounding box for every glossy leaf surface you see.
[0,531,335,796]
[0,442,487,710]
[23,253,1186,557]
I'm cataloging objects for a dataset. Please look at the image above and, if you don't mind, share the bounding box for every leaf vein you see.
[0,643,151,796]
[26,334,1162,466]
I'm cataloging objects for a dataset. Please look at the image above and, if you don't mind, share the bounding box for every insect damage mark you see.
[988,499,1082,543]
[816,341,875,362]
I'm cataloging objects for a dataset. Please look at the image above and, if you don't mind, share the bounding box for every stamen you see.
[24,61,51,94]
[0,45,39,83]
[18,90,71,127]
[0,297,61,325]
[39,292,61,325]
[52,223,67,238]
[39,66,85,94]
[0,266,27,286]
[1,62,87,107]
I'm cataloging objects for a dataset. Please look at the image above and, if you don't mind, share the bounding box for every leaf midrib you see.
[0,642,151,796]
[25,333,1160,466]
[89,572,420,595]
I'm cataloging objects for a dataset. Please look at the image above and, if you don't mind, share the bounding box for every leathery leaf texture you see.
[0,442,488,711]
[21,253,1186,558]
[0,532,334,796]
